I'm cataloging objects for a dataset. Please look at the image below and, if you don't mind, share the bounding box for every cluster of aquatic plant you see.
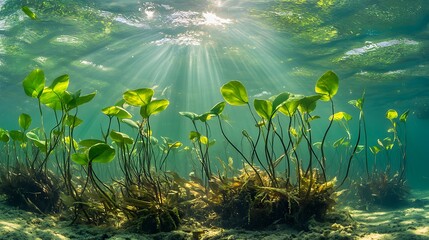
[0,68,411,233]
[353,107,410,208]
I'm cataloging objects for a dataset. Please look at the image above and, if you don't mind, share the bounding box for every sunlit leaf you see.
[329,112,352,121]
[200,135,208,145]
[298,95,322,113]
[141,99,169,118]
[110,130,133,145]
[254,99,273,120]
[210,102,226,116]
[121,119,139,129]
[123,88,153,107]
[26,131,46,150]
[168,141,182,148]
[220,81,248,106]
[386,109,398,120]
[88,143,115,163]
[198,112,214,122]
[18,113,32,131]
[22,6,36,20]
[399,110,410,122]
[179,111,199,121]
[272,92,291,112]
[189,131,200,141]
[370,145,381,155]
[279,94,303,117]
[315,71,339,101]
[71,153,88,165]
[23,69,45,98]
[65,115,83,128]
[50,74,69,93]
[9,130,24,142]
[78,139,105,148]
[102,106,132,119]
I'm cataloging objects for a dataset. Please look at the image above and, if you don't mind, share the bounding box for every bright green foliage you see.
[278,94,303,117]
[140,99,169,118]
[189,131,200,141]
[26,131,46,150]
[399,110,410,122]
[329,112,352,121]
[272,92,291,112]
[298,95,322,113]
[110,130,133,145]
[65,115,82,128]
[23,69,45,98]
[315,71,339,101]
[78,139,105,148]
[50,74,69,93]
[220,81,249,106]
[9,130,24,142]
[18,113,32,131]
[0,128,9,142]
[179,112,199,121]
[254,99,273,120]
[386,109,398,120]
[210,102,226,116]
[102,106,132,119]
[22,6,37,20]
[123,88,154,107]
[198,112,213,122]
[68,91,96,110]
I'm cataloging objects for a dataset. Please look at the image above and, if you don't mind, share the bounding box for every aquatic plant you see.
[354,108,410,208]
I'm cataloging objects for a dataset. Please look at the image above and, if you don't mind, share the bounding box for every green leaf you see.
[18,113,32,131]
[67,91,96,110]
[189,131,200,141]
[71,153,88,165]
[168,141,182,148]
[40,88,65,110]
[23,69,45,98]
[9,130,24,142]
[210,102,226,116]
[110,130,133,145]
[315,70,339,101]
[102,106,132,119]
[78,139,105,148]
[200,135,209,145]
[50,74,69,93]
[0,129,10,142]
[65,115,83,128]
[88,143,115,163]
[198,112,214,122]
[141,99,169,118]
[298,95,322,113]
[370,145,381,155]
[121,119,139,129]
[254,99,273,120]
[22,6,37,20]
[278,94,303,117]
[272,92,291,112]
[26,131,46,150]
[399,110,410,122]
[179,111,199,121]
[386,109,398,120]
[220,81,248,106]
[329,112,352,121]
[123,88,154,107]
[333,137,345,148]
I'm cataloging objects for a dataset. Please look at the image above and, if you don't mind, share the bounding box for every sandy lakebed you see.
[0,190,428,240]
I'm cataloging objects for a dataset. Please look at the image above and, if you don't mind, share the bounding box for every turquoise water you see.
[0,0,428,188]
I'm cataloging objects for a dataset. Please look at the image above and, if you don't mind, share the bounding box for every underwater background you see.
[0,0,428,191]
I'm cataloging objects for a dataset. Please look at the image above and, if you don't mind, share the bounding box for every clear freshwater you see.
[0,0,428,190]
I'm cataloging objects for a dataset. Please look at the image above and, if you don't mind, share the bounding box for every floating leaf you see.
[220,81,248,106]
[102,106,132,119]
[386,109,398,120]
[210,102,226,116]
[254,99,273,120]
[23,69,45,98]
[22,6,36,20]
[315,71,339,101]
[88,143,115,163]
[18,113,32,131]
[123,88,153,107]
